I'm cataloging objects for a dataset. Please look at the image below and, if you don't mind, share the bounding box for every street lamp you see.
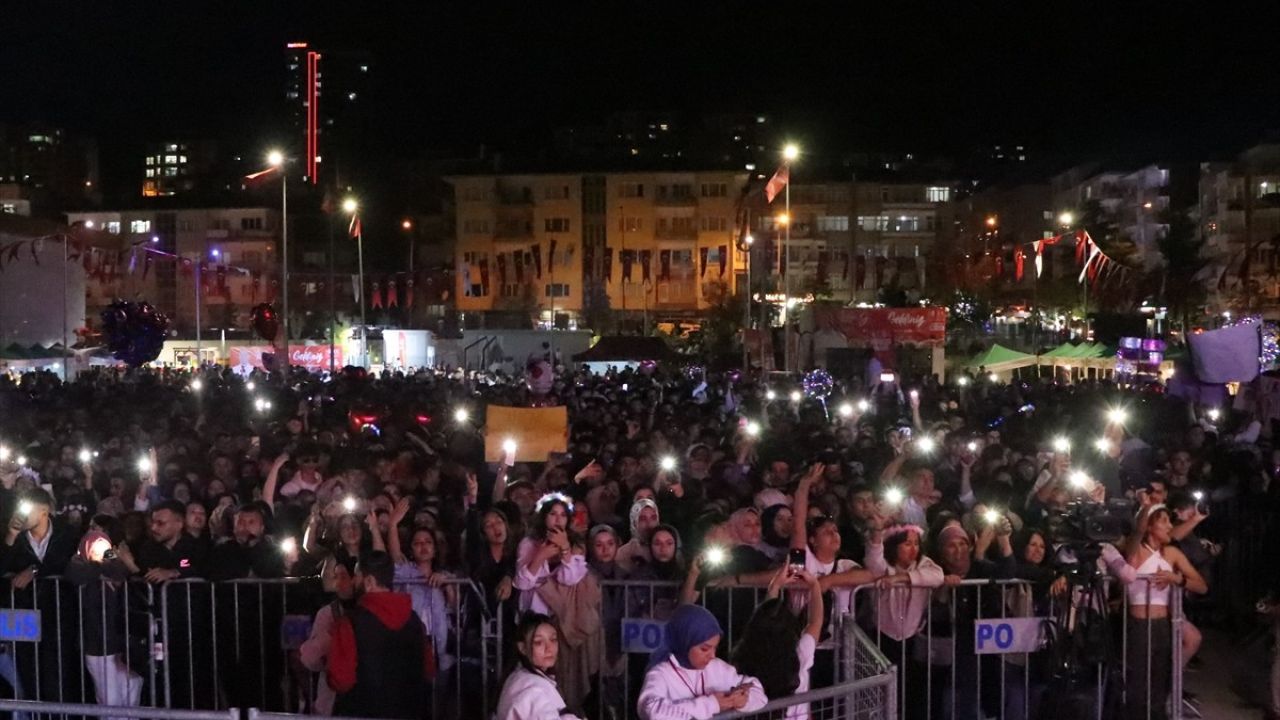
[741,233,755,370]
[985,215,998,228]
[267,150,289,366]
[781,143,799,372]
[1058,211,1074,228]
[344,197,367,368]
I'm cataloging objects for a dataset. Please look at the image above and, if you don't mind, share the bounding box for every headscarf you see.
[646,603,722,671]
[629,499,659,540]
[728,507,760,546]
[588,524,621,579]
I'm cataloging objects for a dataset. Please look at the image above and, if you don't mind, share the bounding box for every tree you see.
[696,280,744,366]
[1155,207,1206,332]
[581,279,614,334]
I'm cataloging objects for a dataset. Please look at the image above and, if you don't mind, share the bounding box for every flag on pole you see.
[764,164,790,204]
[348,215,362,239]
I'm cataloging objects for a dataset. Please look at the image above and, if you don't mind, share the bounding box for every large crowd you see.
[0,356,1274,720]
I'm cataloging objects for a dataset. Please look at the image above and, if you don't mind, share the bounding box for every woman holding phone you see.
[637,604,767,720]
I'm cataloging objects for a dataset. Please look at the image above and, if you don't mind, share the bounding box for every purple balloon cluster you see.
[101,300,169,367]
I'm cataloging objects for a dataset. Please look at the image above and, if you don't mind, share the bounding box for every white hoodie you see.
[496,666,583,720]
[637,655,768,720]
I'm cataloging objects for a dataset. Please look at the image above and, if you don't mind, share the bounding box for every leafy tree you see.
[1155,207,1206,331]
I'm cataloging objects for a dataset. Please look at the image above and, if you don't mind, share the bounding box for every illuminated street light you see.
[342,197,359,214]
[1058,211,1075,227]
[267,150,285,168]
[783,144,800,162]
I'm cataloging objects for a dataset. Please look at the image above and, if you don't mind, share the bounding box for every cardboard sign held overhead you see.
[484,405,569,462]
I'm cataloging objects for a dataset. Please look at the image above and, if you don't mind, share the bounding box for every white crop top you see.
[1127,544,1173,606]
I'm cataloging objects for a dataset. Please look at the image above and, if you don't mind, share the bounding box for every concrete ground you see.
[1184,627,1270,719]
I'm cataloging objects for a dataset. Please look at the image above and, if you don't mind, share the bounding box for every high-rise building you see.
[141,141,219,198]
[284,42,372,186]
[1050,163,1170,268]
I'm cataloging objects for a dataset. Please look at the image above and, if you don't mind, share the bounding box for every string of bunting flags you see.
[0,231,427,309]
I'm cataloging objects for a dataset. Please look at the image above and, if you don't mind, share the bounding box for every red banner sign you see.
[816,307,947,349]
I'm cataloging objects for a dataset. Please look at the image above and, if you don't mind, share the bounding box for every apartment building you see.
[64,207,282,338]
[1051,163,1170,267]
[1200,143,1280,310]
[447,171,749,327]
[747,180,957,305]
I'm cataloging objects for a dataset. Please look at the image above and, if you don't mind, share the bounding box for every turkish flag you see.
[764,164,789,204]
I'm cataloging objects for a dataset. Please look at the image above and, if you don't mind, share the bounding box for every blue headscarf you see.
[646,604,723,671]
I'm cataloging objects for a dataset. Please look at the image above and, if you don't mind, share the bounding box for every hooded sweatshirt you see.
[328,591,430,719]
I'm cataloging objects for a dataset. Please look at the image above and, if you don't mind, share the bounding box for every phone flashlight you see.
[883,487,904,506]
[957,376,970,387]
[704,546,726,566]
[789,390,802,403]
[857,399,871,412]
[502,438,517,456]
[879,372,896,383]
[454,408,470,424]
[1107,407,1128,425]
[17,501,33,517]
[1052,436,1071,453]
[246,381,256,391]
[1207,408,1220,422]
[983,509,1001,525]
[137,456,152,473]
[1069,470,1089,489]
[745,421,761,437]
[78,449,92,464]
[190,379,203,392]
[659,456,677,472]
[342,496,358,513]
[1095,437,1112,453]
[838,403,853,418]
[915,437,935,453]
[966,441,978,452]
[280,537,298,555]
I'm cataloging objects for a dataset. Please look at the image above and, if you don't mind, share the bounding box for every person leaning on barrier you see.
[328,550,431,719]
[65,529,143,716]
[116,500,205,581]
[1,487,77,584]
[1122,502,1207,720]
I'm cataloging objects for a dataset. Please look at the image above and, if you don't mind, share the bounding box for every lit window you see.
[145,169,155,178]
[817,215,850,232]
[164,155,177,164]
[165,144,178,152]
[925,186,951,202]
[106,222,120,234]
[1,204,13,214]
[178,156,187,164]
[146,157,155,166]
[130,220,152,234]
[544,218,570,233]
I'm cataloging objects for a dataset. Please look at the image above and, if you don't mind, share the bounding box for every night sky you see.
[6,4,1280,185]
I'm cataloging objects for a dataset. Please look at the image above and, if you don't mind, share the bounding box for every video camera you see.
[1046,498,1135,549]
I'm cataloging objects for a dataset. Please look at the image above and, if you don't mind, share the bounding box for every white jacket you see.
[637,655,767,720]
[496,666,583,720]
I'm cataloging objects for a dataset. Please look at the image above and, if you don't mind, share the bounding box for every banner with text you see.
[815,307,947,350]
[229,345,343,373]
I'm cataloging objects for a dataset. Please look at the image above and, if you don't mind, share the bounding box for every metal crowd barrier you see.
[0,574,499,720]
[848,576,1189,720]
[595,579,878,720]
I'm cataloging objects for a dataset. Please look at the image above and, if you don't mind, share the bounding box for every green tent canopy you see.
[966,344,1037,371]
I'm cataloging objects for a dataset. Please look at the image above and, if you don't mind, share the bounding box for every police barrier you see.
[598,580,865,720]
[848,577,1189,720]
